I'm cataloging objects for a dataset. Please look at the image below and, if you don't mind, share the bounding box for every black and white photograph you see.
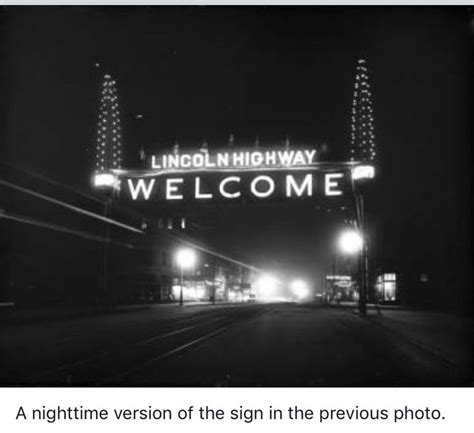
[0,5,472,387]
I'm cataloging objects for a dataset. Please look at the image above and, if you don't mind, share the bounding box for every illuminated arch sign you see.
[150,148,317,170]
[111,148,356,203]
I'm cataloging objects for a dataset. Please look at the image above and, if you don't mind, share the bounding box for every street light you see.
[352,165,375,181]
[338,229,363,255]
[92,171,120,308]
[93,172,120,189]
[337,229,366,314]
[256,274,278,300]
[176,248,197,306]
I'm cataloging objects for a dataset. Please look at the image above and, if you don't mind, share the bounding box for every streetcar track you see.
[134,316,224,347]
[19,304,270,385]
[99,325,230,385]
[23,313,230,383]
[99,306,272,385]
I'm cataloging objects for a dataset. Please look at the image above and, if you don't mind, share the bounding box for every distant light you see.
[176,248,196,269]
[291,279,310,299]
[352,165,375,180]
[93,172,119,188]
[383,273,396,282]
[326,275,352,281]
[338,230,363,255]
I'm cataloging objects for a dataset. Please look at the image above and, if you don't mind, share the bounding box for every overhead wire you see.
[0,179,144,234]
[0,210,134,249]
[0,169,264,273]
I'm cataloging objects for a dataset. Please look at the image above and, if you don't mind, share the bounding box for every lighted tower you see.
[349,59,376,163]
[94,74,123,176]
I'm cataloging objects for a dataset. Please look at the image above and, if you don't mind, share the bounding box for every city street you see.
[1,302,471,386]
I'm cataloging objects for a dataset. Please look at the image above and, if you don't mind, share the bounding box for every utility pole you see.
[332,253,336,303]
[101,198,110,305]
[347,58,377,315]
[349,184,371,315]
[212,260,217,305]
[179,264,184,306]
[352,180,368,316]
[101,187,120,309]
[93,73,123,310]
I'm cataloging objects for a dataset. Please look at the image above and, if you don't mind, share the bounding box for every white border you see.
[0,1,472,7]
[2,387,474,432]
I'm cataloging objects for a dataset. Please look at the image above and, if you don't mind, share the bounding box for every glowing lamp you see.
[256,274,278,298]
[93,172,119,188]
[175,248,197,269]
[338,230,363,255]
[352,165,375,180]
[291,279,310,299]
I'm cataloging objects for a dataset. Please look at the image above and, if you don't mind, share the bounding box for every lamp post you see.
[349,164,375,316]
[92,172,120,308]
[331,253,336,302]
[175,248,197,306]
[338,229,366,315]
[212,260,217,305]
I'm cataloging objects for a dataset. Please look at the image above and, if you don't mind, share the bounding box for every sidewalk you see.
[324,300,472,375]
[364,308,473,374]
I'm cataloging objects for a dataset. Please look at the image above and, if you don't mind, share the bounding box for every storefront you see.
[375,273,397,302]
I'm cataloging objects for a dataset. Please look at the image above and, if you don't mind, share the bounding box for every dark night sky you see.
[0,7,471,306]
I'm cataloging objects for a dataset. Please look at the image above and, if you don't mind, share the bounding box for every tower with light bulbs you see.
[94,74,123,175]
[349,59,376,163]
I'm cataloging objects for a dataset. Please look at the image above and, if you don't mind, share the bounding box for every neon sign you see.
[125,172,346,201]
[150,149,317,170]
[94,147,360,203]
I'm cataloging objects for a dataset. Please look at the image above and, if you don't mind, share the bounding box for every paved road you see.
[0,303,471,386]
